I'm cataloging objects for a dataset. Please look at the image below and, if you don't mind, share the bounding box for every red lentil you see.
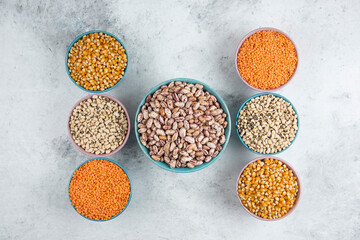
[237,30,298,90]
[69,159,131,220]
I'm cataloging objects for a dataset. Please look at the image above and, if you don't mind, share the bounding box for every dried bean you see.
[136,82,227,168]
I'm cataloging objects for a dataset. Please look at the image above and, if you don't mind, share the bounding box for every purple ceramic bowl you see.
[236,156,301,221]
[67,94,130,157]
[235,27,298,92]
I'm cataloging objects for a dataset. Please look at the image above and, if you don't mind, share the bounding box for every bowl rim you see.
[68,157,132,222]
[67,93,131,157]
[65,30,129,93]
[235,27,299,92]
[134,78,231,173]
[235,92,299,155]
[236,156,301,221]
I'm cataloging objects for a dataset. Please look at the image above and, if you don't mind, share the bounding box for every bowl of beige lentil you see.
[236,92,299,155]
[235,27,298,91]
[135,78,231,173]
[66,30,128,93]
[68,158,132,221]
[68,94,130,157]
[237,156,300,221]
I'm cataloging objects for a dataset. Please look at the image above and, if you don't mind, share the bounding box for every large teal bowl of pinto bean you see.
[135,78,231,173]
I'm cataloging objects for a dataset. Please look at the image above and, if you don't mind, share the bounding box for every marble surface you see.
[1,0,360,239]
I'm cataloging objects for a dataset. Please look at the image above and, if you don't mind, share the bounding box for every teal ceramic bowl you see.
[65,30,128,93]
[235,92,299,155]
[135,78,231,173]
[68,158,132,221]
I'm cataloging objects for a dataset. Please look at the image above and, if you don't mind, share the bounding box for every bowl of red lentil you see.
[235,27,298,91]
[65,30,128,93]
[237,156,300,221]
[67,94,130,157]
[68,158,132,221]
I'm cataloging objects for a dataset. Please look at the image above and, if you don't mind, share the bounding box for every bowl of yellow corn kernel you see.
[237,156,300,221]
[65,30,128,93]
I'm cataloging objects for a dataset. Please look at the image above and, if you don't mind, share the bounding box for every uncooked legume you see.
[67,32,127,91]
[238,158,299,219]
[237,30,297,90]
[69,95,128,155]
[137,81,228,168]
[69,159,131,220]
[237,94,298,154]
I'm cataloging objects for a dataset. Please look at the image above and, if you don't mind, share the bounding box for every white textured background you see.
[1,0,360,239]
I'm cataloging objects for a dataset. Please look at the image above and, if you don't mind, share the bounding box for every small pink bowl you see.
[235,27,298,92]
[236,156,301,221]
[67,94,130,157]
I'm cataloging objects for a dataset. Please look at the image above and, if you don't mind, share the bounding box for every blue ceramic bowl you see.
[135,78,231,173]
[235,92,299,155]
[68,158,132,221]
[65,30,128,93]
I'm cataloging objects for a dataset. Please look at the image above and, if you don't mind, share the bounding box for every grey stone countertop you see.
[1,0,359,239]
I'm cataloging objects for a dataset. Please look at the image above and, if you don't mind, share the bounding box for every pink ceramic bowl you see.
[236,156,301,221]
[235,27,298,92]
[67,94,130,157]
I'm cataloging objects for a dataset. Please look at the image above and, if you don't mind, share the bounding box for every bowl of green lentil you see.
[235,92,299,155]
